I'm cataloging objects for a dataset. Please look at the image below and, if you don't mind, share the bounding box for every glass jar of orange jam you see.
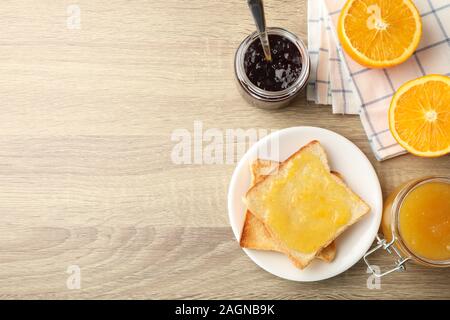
[365,176,450,277]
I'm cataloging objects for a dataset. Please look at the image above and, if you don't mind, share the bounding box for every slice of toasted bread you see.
[244,141,370,269]
[240,210,279,251]
[240,159,337,262]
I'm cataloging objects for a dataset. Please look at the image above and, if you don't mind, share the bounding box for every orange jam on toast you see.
[264,151,355,253]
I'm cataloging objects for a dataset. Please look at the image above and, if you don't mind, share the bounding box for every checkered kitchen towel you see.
[307,0,450,160]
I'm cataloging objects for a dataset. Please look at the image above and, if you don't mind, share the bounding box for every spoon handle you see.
[247,0,272,61]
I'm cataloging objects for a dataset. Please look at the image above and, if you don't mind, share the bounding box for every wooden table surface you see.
[0,0,448,300]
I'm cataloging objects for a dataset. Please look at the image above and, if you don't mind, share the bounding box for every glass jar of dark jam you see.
[235,27,310,109]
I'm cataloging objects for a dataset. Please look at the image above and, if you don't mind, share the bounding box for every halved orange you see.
[389,74,450,157]
[338,0,422,68]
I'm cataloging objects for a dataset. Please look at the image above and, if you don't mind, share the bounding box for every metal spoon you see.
[247,0,272,61]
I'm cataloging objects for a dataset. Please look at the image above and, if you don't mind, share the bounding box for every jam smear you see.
[244,34,302,92]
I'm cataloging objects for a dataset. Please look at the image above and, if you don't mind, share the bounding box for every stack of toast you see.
[240,140,370,269]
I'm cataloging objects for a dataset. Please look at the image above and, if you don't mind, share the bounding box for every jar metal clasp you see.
[363,234,411,278]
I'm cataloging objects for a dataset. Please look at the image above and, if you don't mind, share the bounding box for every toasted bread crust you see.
[240,210,278,251]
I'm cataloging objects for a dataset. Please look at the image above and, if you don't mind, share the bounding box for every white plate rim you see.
[227,126,382,282]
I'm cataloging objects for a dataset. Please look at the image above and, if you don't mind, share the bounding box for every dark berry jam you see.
[243,34,302,92]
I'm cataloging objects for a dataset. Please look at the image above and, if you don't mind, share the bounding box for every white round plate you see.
[227,126,382,282]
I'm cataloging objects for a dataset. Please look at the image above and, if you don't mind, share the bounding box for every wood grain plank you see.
[0,227,448,299]
[0,136,447,229]
[0,0,307,135]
